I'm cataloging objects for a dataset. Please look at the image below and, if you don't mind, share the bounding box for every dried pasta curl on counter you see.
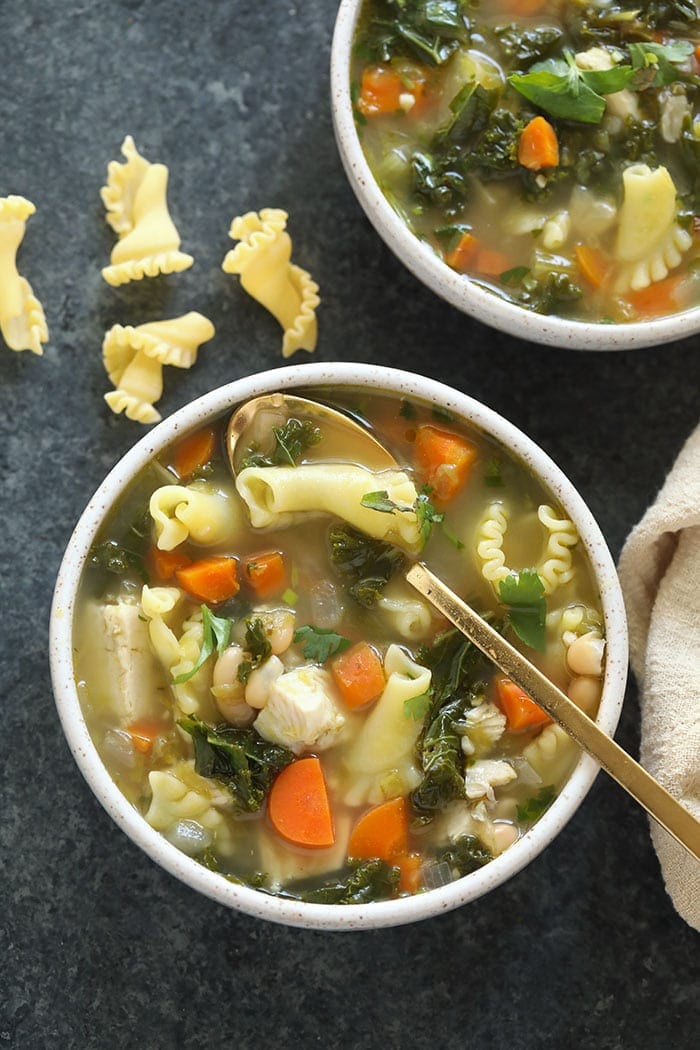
[0,196,48,355]
[222,208,319,357]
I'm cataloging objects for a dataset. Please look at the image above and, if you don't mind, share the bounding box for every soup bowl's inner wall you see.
[50,363,628,930]
[330,0,700,351]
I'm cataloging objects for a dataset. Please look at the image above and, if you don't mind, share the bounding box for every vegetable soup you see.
[352,0,700,322]
[74,390,606,904]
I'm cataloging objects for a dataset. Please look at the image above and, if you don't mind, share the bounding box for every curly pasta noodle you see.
[0,196,48,355]
[476,502,510,584]
[536,504,578,596]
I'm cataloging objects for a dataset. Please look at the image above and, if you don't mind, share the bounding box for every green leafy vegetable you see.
[483,456,504,488]
[441,519,465,550]
[502,268,583,315]
[329,523,405,607]
[438,834,492,876]
[399,399,417,420]
[89,539,146,581]
[292,859,400,905]
[494,23,562,68]
[432,404,456,423]
[439,82,497,145]
[404,690,432,721]
[465,109,524,175]
[415,486,444,543]
[179,715,294,813]
[237,616,272,683]
[508,53,613,124]
[516,785,556,823]
[361,490,413,514]
[628,40,694,89]
[498,569,546,651]
[241,417,322,470]
[293,625,351,662]
[173,605,233,685]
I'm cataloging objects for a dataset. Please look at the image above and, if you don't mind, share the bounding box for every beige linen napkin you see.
[618,423,700,931]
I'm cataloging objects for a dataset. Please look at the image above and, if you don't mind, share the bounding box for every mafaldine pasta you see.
[222,208,319,357]
[75,388,608,905]
[103,312,215,424]
[101,136,194,287]
[0,196,48,355]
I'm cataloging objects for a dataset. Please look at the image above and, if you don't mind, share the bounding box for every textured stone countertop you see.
[1,1,698,1047]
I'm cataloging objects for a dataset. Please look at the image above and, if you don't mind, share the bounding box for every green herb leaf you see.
[414,488,444,543]
[236,617,272,683]
[500,266,530,287]
[173,605,232,685]
[498,569,547,651]
[508,54,607,124]
[293,625,351,663]
[404,691,432,721]
[516,785,556,823]
[628,40,694,88]
[179,716,294,813]
[399,399,417,420]
[441,519,465,550]
[241,417,322,470]
[432,404,456,423]
[329,524,405,607]
[483,456,504,488]
[361,490,413,515]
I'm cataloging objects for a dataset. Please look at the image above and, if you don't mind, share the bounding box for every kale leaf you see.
[500,268,584,316]
[89,504,151,581]
[438,834,493,877]
[356,0,472,67]
[179,716,294,814]
[465,109,524,175]
[237,616,272,683]
[328,523,405,607]
[293,859,401,904]
[493,23,563,69]
[241,417,322,470]
[516,785,557,823]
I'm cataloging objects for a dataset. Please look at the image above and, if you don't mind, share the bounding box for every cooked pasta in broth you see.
[74,390,606,903]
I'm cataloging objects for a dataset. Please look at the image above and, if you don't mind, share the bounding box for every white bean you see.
[245,655,284,709]
[259,609,295,655]
[214,695,257,727]
[212,645,246,697]
[566,631,605,677]
[567,675,602,715]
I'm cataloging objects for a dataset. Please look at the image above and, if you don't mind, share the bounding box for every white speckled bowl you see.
[50,363,628,929]
[331,0,700,350]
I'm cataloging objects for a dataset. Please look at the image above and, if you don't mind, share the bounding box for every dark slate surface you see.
[1,1,698,1047]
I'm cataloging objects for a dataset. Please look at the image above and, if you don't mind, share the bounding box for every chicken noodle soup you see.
[352,0,700,322]
[75,390,606,903]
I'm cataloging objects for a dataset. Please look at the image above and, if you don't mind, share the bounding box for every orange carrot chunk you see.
[175,556,239,604]
[475,247,512,276]
[358,66,404,117]
[414,424,478,506]
[445,231,479,273]
[348,797,409,861]
[575,244,610,289]
[126,719,166,756]
[243,550,287,599]
[147,544,192,583]
[396,853,422,894]
[331,642,385,709]
[268,757,335,849]
[171,427,216,479]
[518,116,559,171]
[627,274,684,317]
[495,674,551,732]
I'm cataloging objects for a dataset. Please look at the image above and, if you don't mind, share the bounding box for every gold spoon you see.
[227,393,700,862]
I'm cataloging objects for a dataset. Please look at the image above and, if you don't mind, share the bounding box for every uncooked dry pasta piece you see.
[101,135,194,286]
[0,196,48,355]
[221,208,319,357]
[103,311,215,424]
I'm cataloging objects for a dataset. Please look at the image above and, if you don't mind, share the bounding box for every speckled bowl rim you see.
[50,363,628,930]
[330,0,700,351]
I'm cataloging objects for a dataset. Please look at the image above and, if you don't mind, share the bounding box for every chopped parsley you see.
[516,785,556,823]
[293,625,351,663]
[241,417,322,470]
[498,569,547,651]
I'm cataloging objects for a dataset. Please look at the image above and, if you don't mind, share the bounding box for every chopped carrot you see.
[445,231,479,273]
[695,43,700,63]
[518,116,559,171]
[397,853,422,895]
[125,719,165,756]
[357,65,426,118]
[495,675,551,733]
[147,544,192,582]
[268,757,335,848]
[475,248,512,276]
[348,797,409,861]
[503,0,548,12]
[175,556,239,604]
[331,642,385,709]
[243,550,287,599]
[414,424,478,506]
[627,274,684,317]
[170,427,216,479]
[575,244,611,289]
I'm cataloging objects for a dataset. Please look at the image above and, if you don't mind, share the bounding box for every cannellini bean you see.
[258,609,296,655]
[245,655,284,709]
[567,675,602,715]
[212,645,247,697]
[566,631,605,677]
[214,694,257,727]
[492,822,519,855]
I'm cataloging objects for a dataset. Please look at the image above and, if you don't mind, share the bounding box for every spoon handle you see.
[406,562,700,862]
